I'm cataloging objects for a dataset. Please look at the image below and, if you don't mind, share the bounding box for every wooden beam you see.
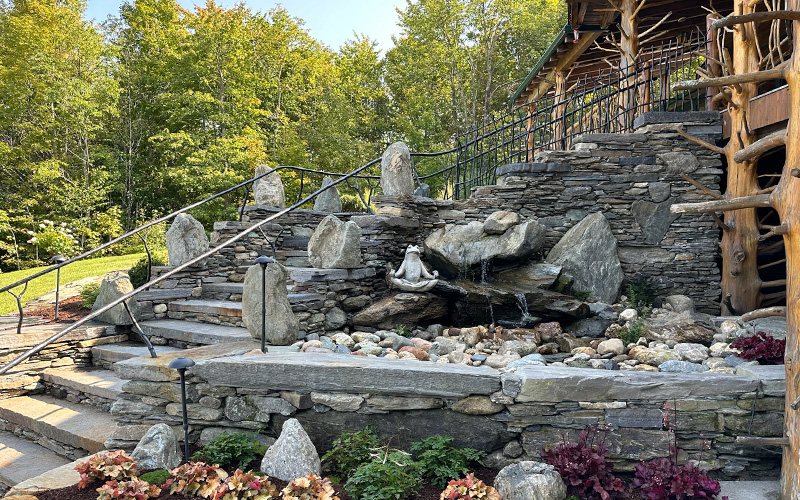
[711,11,800,31]
[735,436,790,447]
[741,306,786,321]
[671,194,773,214]
[733,129,787,163]
[673,67,785,92]
[526,32,603,104]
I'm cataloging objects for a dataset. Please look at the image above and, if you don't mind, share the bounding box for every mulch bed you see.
[21,295,90,324]
[35,464,500,500]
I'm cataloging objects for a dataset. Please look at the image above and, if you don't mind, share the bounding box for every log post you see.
[551,71,567,150]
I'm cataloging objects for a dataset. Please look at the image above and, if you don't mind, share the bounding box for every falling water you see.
[486,297,495,325]
[480,259,491,284]
[514,293,538,327]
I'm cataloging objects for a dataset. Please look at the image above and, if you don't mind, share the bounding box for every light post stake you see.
[168,356,195,463]
[50,255,66,321]
[254,255,274,353]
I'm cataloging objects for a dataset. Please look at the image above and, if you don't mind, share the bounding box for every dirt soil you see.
[21,295,91,324]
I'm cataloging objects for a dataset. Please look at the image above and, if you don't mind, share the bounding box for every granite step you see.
[42,367,127,401]
[169,294,326,317]
[91,342,183,365]
[0,429,72,489]
[0,395,119,454]
[139,319,251,345]
[202,283,327,304]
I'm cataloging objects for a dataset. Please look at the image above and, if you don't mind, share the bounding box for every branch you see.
[670,194,773,214]
[761,291,786,301]
[758,258,786,270]
[676,126,726,154]
[681,173,724,199]
[761,279,787,289]
[711,212,729,232]
[672,67,785,92]
[711,11,800,30]
[732,129,786,163]
[741,306,786,321]
[639,12,672,39]
[761,239,785,253]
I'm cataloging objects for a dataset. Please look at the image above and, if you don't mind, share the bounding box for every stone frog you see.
[390,245,439,292]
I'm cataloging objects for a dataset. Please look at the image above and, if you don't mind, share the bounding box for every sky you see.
[84,0,403,52]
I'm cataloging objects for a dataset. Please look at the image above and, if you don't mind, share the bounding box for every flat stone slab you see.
[735,364,786,396]
[0,322,110,350]
[192,352,501,398]
[495,162,570,177]
[134,288,193,301]
[633,111,721,129]
[504,365,761,403]
[6,452,97,496]
[92,342,183,364]
[287,267,377,282]
[114,341,260,381]
[42,367,127,400]
[0,429,71,488]
[170,299,242,316]
[140,319,252,344]
[0,395,118,453]
[718,481,780,500]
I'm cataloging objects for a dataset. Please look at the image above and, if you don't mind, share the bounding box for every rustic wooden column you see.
[551,71,567,149]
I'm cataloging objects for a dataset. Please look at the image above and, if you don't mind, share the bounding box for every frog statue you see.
[389,245,439,292]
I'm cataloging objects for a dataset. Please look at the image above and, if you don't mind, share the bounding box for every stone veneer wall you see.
[111,350,784,480]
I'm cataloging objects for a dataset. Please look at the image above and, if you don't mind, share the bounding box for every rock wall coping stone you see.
[191,352,502,398]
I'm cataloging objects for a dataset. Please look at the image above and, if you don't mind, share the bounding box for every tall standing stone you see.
[546,212,623,304]
[380,142,414,196]
[313,176,342,213]
[253,165,285,207]
[307,215,362,269]
[165,213,209,267]
[242,262,299,346]
[91,271,140,325]
[131,423,180,470]
[260,418,321,481]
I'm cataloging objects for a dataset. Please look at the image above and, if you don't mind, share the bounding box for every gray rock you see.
[380,142,414,196]
[494,461,566,500]
[506,354,547,369]
[242,263,300,345]
[391,335,414,351]
[631,199,678,244]
[334,345,351,355]
[546,212,623,304]
[313,176,342,213]
[308,215,362,269]
[355,341,383,356]
[92,271,140,325]
[659,360,708,373]
[260,418,321,481]
[645,312,715,344]
[424,219,546,277]
[325,307,347,330]
[498,341,539,358]
[665,294,695,314]
[484,211,521,235]
[165,213,209,267]
[493,262,563,290]
[311,392,363,411]
[649,182,671,203]
[658,151,699,174]
[565,317,612,338]
[486,354,521,368]
[450,395,504,415]
[351,293,448,330]
[597,339,625,356]
[131,424,180,470]
[413,182,430,197]
[253,165,285,207]
[673,343,709,363]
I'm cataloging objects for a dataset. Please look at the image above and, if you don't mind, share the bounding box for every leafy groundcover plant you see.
[730,331,785,364]
[633,458,727,500]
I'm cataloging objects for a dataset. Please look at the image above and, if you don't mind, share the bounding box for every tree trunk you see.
[618,0,640,130]
[552,71,567,149]
[719,0,762,315]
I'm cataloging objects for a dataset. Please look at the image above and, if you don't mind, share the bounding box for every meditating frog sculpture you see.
[389,245,439,292]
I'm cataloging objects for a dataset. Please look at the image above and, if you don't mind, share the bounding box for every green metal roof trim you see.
[509,24,609,107]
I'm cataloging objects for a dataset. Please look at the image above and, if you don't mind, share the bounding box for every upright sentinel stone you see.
[242,262,299,346]
[380,142,414,196]
[253,165,285,207]
[165,213,209,267]
[313,176,342,213]
[307,215,362,269]
[91,271,140,325]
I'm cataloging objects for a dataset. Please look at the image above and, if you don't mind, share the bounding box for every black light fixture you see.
[50,254,67,321]
[254,255,275,353]
[168,356,195,462]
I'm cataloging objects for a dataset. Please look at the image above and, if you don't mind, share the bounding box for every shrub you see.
[439,473,500,500]
[166,462,229,499]
[321,428,382,479]
[633,458,723,500]
[730,331,785,365]
[192,432,268,470]
[281,474,339,500]
[627,274,657,314]
[410,435,485,489]
[96,477,161,500]
[128,250,168,288]
[540,425,627,500]
[571,289,591,301]
[345,450,421,500]
[394,324,411,337]
[79,282,101,309]
[621,318,648,345]
[75,450,139,489]
[217,469,279,500]
[139,469,171,486]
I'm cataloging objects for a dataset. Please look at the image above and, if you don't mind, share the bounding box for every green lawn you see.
[0,254,144,315]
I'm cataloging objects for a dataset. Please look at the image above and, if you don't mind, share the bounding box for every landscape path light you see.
[168,356,195,462]
[49,254,67,321]
[254,255,275,353]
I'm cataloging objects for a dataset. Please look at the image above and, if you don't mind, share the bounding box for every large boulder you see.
[425,216,546,277]
[546,212,623,304]
[313,176,342,213]
[352,293,448,329]
[253,165,285,207]
[380,142,414,196]
[494,461,566,500]
[645,311,716,345]
[260,418,320,481]
[92,272,140,325]
[242,263,299,345]
[308,215,362,269]
[130,423,180,470]
[165,213,209,267]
